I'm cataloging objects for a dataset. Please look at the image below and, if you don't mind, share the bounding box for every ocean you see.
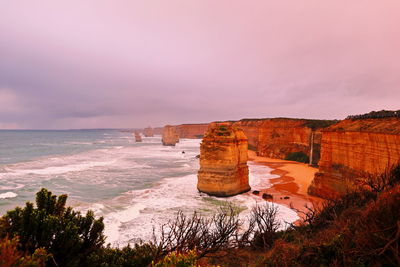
[0,130,298,247]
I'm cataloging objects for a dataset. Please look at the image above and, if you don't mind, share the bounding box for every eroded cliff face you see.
[174,124,208,139]
[232,120,263,151]
[309,118,400,199]
[143,127,154,137]
[232,118,331,164]
[197,123,250,197]
[162,125,179,146]
[153,127,163,135]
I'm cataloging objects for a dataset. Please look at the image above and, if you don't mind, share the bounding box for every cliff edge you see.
[309,117,400,198]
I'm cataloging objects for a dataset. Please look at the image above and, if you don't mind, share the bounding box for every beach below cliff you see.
[248,151,324,219]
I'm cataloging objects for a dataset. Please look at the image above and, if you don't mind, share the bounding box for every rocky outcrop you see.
[197,123,250,197]
[175,124,208,139]
[162,125,179,146]
[309,118,400,199]
[143,127,154,137]
[232,118,335,164]
[134,132,142,142]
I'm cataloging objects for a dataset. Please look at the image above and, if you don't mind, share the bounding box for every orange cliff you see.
[232,118,335,164]
[162,125,179,146]
[143,127,154,137]
[174,123,208,139]
[153,127,163,135]
[197,123,250,197]
[308,118,400,199]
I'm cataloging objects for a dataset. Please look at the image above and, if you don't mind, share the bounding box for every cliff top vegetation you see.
[347,109,400,120]
[326,113,400,134]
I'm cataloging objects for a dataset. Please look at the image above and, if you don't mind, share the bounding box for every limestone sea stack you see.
[134,132,142,142]
[197,123,250,197]
[162,125,179,146]
[143,127,154,137]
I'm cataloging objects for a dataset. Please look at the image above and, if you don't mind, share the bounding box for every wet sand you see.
[248,151,324,220]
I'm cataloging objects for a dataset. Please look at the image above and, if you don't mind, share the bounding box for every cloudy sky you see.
[0,1,399,129]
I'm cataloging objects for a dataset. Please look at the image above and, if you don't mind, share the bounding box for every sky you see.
[0,1,399,129]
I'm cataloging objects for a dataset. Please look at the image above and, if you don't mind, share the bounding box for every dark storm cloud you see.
[0,1,399,129]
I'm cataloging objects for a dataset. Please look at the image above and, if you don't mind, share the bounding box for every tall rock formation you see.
[308,117,400,199]
[162,125,179,146]
[134,132,142,142]
[197,123,250,197]
[143,127,154,137]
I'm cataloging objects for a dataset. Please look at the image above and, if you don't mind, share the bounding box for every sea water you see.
[0,130,298,247]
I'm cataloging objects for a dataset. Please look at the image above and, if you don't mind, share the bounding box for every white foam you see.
[13,160,118,175]
[0,192,17,199]
[97,160,298,247]
[0,183,25,190]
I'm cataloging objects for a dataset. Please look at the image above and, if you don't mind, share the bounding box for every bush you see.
[0,236,49,266]
[86,243,160,267]
[152,250,197,267]
[248,144,257,151]
[249,204,280,249]
[155,205,240,258]
[0,188,105,267]
[364,164,400,192]
[285,151,309,163]
[262,164,400,267]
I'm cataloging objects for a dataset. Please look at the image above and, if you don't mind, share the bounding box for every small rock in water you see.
[195,154,200,159]
[252,190,260,195]
[262,193,273,200]
[182,151,185,154]
[283,196,290,199]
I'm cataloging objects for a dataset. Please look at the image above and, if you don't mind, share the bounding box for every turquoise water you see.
[0,130,120,165]
[0,130,298,246]
[0,130,198,211]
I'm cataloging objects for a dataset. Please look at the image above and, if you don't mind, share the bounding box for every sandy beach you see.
[248,151,324,220]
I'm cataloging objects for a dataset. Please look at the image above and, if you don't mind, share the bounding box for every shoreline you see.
[248,151,324,221]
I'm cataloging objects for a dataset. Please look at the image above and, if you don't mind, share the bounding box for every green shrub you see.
[152,250,197,267]
[0,188,105,267]
[248,144,257,151]
[285,151,309,163]
[86,243,160,267]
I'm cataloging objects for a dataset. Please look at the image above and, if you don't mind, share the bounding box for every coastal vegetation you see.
[284,151,309,163]
[346,110,400,120]
[300,119,338,130]
[1,164,399,266]
[248,144,257,151]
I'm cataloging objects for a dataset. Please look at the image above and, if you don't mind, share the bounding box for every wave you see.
[1,160,118,177]
[0,192,18,199]
[90,161,297,247]
[0,183,25,190]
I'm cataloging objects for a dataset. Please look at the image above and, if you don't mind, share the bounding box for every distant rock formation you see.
[134,132,142,142]
[162,125,179,146]
[174,124,208,138]
[197,123,250,197]
[143,127,154,137]
[308,117,400,199]
[153,127,163,135]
